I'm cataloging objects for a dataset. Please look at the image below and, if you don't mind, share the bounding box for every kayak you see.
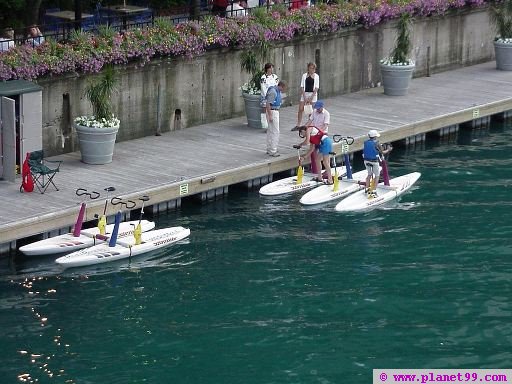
[19,220,156,256]
[55,226,191,268]
[259,166,346,196]
[335,172,421,212]
[299,170,367,206]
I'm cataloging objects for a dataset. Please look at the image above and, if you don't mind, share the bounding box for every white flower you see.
[74,115,120,128]
[496,37,512,44]
[380,57,415,66]
[240,82,261,95]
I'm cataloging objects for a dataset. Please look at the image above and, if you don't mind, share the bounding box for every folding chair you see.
[27,150,63,194]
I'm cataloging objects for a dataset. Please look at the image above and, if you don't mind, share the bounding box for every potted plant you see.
[491,0,512,70]
[380,13,415,96]
[240,40,271,129]
[74,65,120,164]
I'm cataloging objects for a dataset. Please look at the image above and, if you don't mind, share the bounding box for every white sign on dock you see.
[179,184,189,196]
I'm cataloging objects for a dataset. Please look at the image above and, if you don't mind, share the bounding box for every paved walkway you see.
[1,61,512,247]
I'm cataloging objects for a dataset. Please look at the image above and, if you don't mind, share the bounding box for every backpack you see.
[20,152,34,193]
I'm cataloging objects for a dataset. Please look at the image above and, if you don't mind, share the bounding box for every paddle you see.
[328,151,339,191]
[94,198,136,242]
[380,143,393,186]
[132,195,150,245]
[292,145,304,185]
[96,186,116,235]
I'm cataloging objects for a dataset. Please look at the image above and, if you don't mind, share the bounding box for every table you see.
[45,10,94,22]
[45,10,94,38]
[100,5,150,30]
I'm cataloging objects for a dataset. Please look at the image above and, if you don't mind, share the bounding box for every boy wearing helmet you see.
[363,130,392,197]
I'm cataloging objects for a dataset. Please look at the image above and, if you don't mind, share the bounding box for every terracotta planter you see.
[74,122,119,165]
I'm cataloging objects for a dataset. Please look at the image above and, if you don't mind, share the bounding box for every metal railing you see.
[0,0,315,50]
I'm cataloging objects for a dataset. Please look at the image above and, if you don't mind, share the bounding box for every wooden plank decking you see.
[1,61,512,247]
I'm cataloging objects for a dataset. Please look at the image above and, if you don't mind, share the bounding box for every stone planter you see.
[494,41,512,71]
[74,122,119,165]
[380,63,415,96]
[242,93,263,129]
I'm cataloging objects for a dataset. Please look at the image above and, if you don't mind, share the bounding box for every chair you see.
[27,150,62,194]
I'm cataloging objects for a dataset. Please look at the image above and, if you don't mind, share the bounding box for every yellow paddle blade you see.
[370,178,376,192]
[98,215,107,236]
[333,170,339,191]
[296,165,304,184]
[134,223,142,245]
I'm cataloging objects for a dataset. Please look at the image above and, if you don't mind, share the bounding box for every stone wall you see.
[38,6,494,156]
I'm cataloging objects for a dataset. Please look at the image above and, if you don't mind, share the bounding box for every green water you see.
[1,121,512,384]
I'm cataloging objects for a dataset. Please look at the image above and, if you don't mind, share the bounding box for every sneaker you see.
[311,177,323,182]
[268,152,280,157]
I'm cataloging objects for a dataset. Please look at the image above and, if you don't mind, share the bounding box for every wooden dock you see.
[1,61,511,250]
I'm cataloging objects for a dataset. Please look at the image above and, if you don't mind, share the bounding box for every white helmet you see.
[368,129,380,138]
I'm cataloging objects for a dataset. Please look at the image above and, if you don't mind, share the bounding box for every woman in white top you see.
[295,62,319,128]
[260,63,279,97]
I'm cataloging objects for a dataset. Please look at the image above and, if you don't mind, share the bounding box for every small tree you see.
[491,0,512,40]
[84,65,117,121]
[240,41,271,94]
[390,13,413,65]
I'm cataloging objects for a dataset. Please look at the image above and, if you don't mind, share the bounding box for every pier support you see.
[147,198,182,215]
[42,226,73,239]
[496,110,512,120]
[438,124,459,137]
[245,175,273,189]
[199,186,229,202]
[460,116,490,130]
[0,240,16,254]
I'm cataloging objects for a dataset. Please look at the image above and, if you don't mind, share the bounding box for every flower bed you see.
[0,0,487,81]
[74,115,120,129]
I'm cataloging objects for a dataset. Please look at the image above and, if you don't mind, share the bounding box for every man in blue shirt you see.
[265,80,286,157]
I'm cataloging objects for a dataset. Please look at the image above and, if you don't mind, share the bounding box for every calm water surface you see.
[1,121,512,384]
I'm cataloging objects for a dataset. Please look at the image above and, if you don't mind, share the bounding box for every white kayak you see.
[300,170,367,206]
[19,220,156,256]
[259,166,346,196]
[55,226,191,268]
[335,172,421,212]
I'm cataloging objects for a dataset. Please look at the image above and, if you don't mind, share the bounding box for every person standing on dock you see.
[265,80,287,157]
[363,130,392,198]
[304,100,329,133]
[260,63,279,98]
[295,62,319,129]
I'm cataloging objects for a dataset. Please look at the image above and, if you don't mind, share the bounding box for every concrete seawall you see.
[39,6,494,156]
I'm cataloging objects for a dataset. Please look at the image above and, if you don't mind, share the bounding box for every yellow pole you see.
[98,215,106,235]
[134,223,142,245]
[296,164,304,185]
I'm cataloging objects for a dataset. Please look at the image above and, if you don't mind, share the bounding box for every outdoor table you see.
[46,10,94,21]
[100,5,149,30]
[45,10,94,38]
